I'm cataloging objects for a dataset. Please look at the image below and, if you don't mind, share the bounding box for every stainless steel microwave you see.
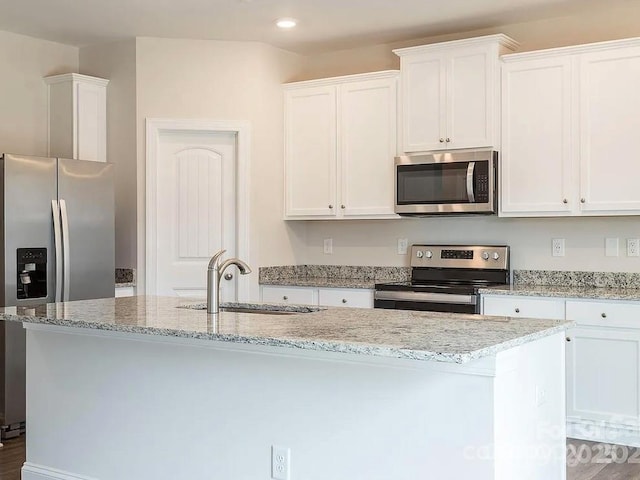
[395,149,498,216]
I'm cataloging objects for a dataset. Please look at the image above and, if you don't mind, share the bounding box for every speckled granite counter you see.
[259,265,410,289]
[0,295,571,364]
[479,284,640,301]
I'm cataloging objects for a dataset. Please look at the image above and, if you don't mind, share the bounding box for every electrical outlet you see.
[552,238,565,257]
[606,238,619,257]
[397,238,408,255]
[535,385,547,407]
[323,238,333,255]
[628,239,640,257]
[272,445,290,480]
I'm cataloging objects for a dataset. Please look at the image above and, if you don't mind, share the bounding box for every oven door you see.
[374,291,479,314]
[395,150,495,215]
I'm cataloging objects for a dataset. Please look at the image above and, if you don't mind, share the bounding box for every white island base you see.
[22,324,565,480]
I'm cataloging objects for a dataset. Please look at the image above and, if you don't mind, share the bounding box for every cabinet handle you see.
[563,199,568,204]
[341,205,345,209]
[601,312,607,318]
[580,198,586,204]
[283,296,288,301]
[515,308,520,313]
[439,138,445,143]
[566,337,571,342]
[446,138,451,143]
[342,299,347,304]
[328,205,334,209]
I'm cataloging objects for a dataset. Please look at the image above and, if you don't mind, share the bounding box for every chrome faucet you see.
[207,249,252,314]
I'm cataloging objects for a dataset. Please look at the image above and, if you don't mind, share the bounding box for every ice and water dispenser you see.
[16,248,47,300]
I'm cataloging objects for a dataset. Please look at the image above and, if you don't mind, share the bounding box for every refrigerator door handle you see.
[59,199,71,302]
[51,200,63,303]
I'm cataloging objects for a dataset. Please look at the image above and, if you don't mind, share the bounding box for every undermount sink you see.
[178,303,323,315]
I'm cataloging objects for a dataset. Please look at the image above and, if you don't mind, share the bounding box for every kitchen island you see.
[1,296,571,480]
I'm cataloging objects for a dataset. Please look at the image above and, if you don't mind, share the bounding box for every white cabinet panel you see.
[501,56,573,215]
[579,45,640,213]
[261,286,318,305]
[318,288,374,308]
[395,35,517,153]
[567,300,640,329]
[45,73,109,162]
[284,71,399,220]
[482,295,565,320]
[284,86,337,217]
[115,287,135,298]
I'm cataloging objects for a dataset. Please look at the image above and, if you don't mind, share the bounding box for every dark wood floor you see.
[0,436,639,479]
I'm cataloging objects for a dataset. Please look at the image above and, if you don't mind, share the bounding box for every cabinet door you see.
[566,326,640,428]
[318,288,374,308]
[500,57,574,215]
[261,286,318,305]
[446,46,495,150]
[340,77,397,217]
[482,295,565,320]
[284,86,337,217]
[75,81,107,162]
[400,53,446,152]
[579,46,640,213]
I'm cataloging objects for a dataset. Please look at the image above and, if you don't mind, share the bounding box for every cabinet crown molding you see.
[44,73,109,87]
[283,70,399,89]
[502,36,640,62]
[393,33,519,57]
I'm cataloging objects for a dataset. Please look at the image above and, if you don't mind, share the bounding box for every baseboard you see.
[567,418,640,447]
[22,463,98,480]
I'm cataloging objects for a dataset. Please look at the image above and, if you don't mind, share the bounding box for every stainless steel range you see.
[374,245,510,314]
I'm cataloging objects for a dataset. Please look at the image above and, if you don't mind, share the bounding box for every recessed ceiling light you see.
[276,18,297,29]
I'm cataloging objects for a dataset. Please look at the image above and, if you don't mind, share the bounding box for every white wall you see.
[79,40,137,270]
[134,38,308,298]
[0,30,77,155]
[293,2,640,273]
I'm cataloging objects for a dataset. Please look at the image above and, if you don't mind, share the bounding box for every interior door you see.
[154,130,237,300]
[57,158,114,301]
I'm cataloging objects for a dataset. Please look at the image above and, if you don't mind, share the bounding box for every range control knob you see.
[492,252,500,261]
[425,250,433,259]
[482,251,490,261]
[416,251,424,258]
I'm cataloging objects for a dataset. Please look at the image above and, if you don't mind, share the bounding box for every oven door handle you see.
[374,290,477,305]
[466,162,476,203]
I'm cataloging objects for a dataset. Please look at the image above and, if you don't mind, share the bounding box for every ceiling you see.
[0,0,622,54]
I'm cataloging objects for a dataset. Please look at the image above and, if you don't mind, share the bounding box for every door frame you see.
[145,118,251,300]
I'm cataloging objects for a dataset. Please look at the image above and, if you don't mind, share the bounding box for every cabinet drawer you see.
[318,288,374,308]
[482,295,565,320]
[566,300,640,328]
[261,286,317,306]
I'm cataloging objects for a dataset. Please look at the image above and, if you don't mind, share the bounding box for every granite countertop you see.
[261,277,378,289]
[479,284,640,301]
[0,296,571,364]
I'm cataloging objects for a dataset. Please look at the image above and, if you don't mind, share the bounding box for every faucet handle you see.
[207,249,227,269]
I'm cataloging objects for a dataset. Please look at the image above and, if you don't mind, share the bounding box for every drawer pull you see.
[342,299,347,304]
[515,308,520,313]
[566,337,571,342]
[601,312,607,318]
[283,296,288,301]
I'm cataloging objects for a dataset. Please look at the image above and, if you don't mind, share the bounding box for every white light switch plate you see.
[323,238,333,255]
[605,238,619,257]
[397,238,408,255]
[628,238,640,257]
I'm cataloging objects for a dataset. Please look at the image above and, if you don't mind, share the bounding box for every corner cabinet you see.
[45,73,109,162]
[284,71,399,220]
[501,38,640,216]
[393,34,518,153]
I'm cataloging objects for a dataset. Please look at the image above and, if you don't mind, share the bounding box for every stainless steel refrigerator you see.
[0,153,114,438]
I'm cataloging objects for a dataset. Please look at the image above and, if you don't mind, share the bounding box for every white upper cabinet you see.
[284,71,399,220]
[501,38,640,217]
[394,35,518,153]
[45,73,109,162]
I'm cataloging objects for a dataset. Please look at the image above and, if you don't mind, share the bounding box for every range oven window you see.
[396,160,489,205]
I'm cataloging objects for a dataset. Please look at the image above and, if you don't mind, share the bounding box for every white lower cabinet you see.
[261,285,373,309]
[115,286,135,297]
[482,295,565,320]
[482,294,640,446]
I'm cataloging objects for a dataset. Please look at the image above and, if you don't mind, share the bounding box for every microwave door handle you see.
[466,162,476,203]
